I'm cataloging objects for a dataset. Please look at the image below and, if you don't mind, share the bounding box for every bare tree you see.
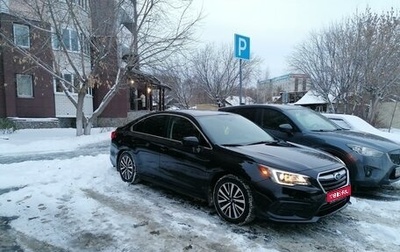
[121,0,202,70]
[0,0,202,135]
[288,24,361,113]
[289,7,400,122]
[192,43,261,103]
[154,56,196,109]
[355,8,400,122]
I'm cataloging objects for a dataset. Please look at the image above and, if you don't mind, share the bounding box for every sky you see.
[1,127,400,251]
[195,0,400,79]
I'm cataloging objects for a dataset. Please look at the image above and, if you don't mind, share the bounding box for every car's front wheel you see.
[118,151,140,184]
[213,175,255,225]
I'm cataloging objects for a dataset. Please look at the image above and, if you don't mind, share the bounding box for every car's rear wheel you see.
[118,151,140,184]
[213,175,255,225]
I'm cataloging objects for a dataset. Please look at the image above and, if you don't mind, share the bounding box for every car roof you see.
[323,114,359,120]
[323,113,386,133]
[220,104,304,111]
[152,109,234,118]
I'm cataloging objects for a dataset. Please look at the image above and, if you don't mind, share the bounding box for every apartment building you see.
[0,0,162,128]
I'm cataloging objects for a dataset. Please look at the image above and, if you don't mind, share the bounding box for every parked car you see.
[110,110,351,224]
[220,105,400,188]
[322,113,400,145]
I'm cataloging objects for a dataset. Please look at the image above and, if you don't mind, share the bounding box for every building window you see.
[54,73,92,95]
[302,79,307,91]
[63,29,79,52]
[52,28,89,54]
[80,33,90,55]
[13,24,30,48]
[78,0,89,10]
[68,0,89,10]
[54,77,63,93]
[16,74,33,98]
[52,31,60,49]
[62,73,80,93]
[54,73,77,93]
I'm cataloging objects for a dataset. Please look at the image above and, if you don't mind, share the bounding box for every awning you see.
[126,68,171,90]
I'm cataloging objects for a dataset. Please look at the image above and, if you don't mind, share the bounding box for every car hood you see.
[223,143,342,174]
[308,130,400,152]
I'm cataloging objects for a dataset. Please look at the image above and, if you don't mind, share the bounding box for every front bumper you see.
[253,183,351,223]
[257,198,349,223]
[347,151,400,187]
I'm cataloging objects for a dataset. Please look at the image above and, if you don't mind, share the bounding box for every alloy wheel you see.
[217,182,246,219]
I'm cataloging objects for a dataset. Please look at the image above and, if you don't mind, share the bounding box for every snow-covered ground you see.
[1,128,400,251]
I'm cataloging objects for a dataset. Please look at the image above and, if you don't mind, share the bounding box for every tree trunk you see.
[367,95,380,124]
[75,89,86,136]
[84,119,93,135]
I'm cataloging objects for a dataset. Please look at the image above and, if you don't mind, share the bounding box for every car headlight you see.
[347,144,383,157]
[258,165,311,186]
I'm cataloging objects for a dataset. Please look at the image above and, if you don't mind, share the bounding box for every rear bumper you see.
[109,143,118,167]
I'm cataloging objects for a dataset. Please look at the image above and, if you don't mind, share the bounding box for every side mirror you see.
[182,136,199,147]
[279,123,293,134]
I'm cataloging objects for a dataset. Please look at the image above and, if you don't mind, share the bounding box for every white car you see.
[322,113,400,144]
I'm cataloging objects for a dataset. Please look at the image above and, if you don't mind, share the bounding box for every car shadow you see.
[352,185,400,201]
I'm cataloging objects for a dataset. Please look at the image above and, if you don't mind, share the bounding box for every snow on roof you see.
[294,90,332,105]
[224,96,254,106]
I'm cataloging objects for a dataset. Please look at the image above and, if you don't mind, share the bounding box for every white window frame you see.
[54,73,92,96]
[16,74,33,98]
[62,29,79,52]
[13,24,30,48]
[80,33,90,55]
[52,28,89,55]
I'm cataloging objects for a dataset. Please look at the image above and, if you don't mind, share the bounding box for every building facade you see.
[0,12,56,119]
[0,0,142,127]
[257,73,311,104]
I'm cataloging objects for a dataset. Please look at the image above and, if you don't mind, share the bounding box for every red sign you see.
[326,185,352,203]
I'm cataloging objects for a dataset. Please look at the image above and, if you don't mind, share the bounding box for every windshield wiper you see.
[247,140,279,146]
[311,129,336,132]
[221,143,243,147]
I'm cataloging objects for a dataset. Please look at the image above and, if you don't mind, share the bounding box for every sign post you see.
[234,34,250,105]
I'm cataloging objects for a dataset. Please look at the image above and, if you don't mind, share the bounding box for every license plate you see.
[326,185,352,203]
[395,167,400,178]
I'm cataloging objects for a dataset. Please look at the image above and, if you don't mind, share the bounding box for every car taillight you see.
[111,131,117,140]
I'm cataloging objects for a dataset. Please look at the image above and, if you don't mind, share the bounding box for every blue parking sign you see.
[234,34,250,60]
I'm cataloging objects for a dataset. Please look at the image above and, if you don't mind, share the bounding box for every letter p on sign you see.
[234,34,250,60]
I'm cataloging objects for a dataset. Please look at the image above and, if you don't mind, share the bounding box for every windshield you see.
[329,118,351,130]
[287,108,339,131]
[197,114,275,145]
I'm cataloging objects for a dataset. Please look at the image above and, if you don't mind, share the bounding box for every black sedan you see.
[110,110,351,224]
[220,104,400,188]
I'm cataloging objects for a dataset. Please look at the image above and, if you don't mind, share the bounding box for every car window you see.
[197,114,275,145]
[230,108,257,122]
[287,109,338,131]
[261,109,292,129]
[169,116,209,147]
[131,115,168,137]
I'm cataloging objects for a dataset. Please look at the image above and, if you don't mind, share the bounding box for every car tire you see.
[213,174,255,225]
[118,151,140,184]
